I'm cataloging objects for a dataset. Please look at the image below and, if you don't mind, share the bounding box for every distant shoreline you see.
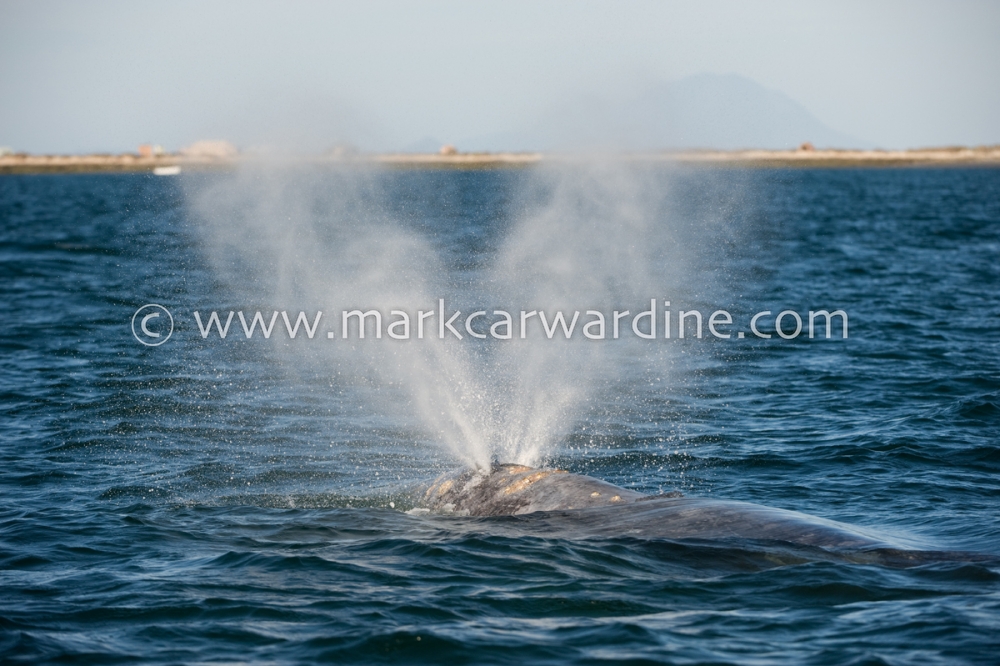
[2,146,999,174]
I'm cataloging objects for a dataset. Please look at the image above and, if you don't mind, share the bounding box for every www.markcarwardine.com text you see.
[181,300,848,341]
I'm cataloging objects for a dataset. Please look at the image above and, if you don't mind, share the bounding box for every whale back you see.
[415,464,993,566]
[419,464,901,550]
[420,464,645,516]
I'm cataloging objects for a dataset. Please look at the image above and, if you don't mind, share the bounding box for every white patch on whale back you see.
[460,469,488,494]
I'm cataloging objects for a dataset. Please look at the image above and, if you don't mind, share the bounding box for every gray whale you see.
[418,464,992,565]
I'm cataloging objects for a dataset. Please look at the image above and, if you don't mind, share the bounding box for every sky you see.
[1,0,999,153]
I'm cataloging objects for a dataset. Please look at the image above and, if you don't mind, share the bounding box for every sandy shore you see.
[2,146,999,174]
[0,153,236,174]
[666,145,1000,167]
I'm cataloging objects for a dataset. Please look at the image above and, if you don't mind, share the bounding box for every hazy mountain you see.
[461,73,868,152]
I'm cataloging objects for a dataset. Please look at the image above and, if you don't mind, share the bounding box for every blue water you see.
[2,167,999,664]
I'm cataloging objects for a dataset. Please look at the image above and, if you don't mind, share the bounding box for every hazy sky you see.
[2,0,998,153]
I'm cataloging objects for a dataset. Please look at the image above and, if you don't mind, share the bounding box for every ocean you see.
[1,165,998,664]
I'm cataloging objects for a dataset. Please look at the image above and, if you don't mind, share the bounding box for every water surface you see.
[1,167,998,664]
